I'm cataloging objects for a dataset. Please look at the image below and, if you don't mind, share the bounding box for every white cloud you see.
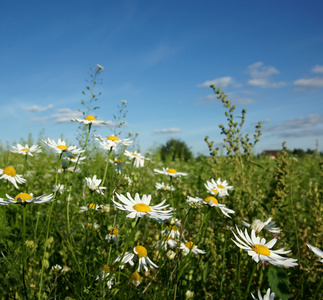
[246,62,286,88]
[312,65,323,73]
[198,76,235,88]
[293,77,323,88]
[50,108,83,123]
[154,128,181,134]
[23,104,53,112]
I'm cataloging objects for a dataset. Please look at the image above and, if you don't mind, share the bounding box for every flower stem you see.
[245,263,257,299]
[22,205,29,300]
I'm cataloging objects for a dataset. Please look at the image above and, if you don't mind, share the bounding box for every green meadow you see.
[0,68,322,299]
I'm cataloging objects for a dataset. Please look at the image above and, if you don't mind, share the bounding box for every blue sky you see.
[1,0,323,155]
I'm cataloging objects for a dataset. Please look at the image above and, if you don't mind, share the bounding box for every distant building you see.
[262,150,281,159]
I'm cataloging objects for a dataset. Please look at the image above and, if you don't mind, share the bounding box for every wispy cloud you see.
[312,65,323,73]
[293,77,323,88]
[198,76,235,88]
[294,65,323,89]
[246,62,286,88]
[263,114,323,138]
[50,108,83,123]
[154,128,181,134]
[23,104,53,112]
[231,97,256,105]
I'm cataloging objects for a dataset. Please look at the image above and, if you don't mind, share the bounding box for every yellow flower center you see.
[167,168,176,173]
[109,227,119,235]
[14,193,32,202]
[162,186,169,190]
[88,203,96,210]
[132,272,140,281]
[85,115,97,121]
[132,154,138,157]
[102,265,114,273]
[168,225,179,231]
[185,241,194,249]
[107,136,120,141]
[3,167,16,177]
[57,145,68,150]
[211,189,219,194]
[133,203,151,213]
[251,244,270,256]
[217,184,225,189]
[204,196,218,204]
[114,160,121,163]
[22,148,30,151]
[134,245,148,258]
[163,237,171,241]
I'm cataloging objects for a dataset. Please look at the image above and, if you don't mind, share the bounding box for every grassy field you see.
[0,76,322,299]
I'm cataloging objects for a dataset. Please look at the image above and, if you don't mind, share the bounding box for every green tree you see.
[159,139,193,162]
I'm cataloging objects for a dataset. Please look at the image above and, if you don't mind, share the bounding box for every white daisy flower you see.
[307,244,323,263]
[0,167,26,189]
[53,184,66,194]
[131,272,141,287]
[231,226,298,267]
[51,264,62,272]
[96,265,116,289]
[72,115,111,125]
[1,193,54,205]
[95,64,104,71]
[11,143,42,156]
[124,150,148,168]
[85,175,106,195]
[79,203,102,212]
[96,134,132,151]
[105,227,119,244]
[180,241,206,256]
[242,218,281,233]
[58,166,82,173]
[251,288,276,300]
[154,167,188,177]
[61,266,71,273]
[156,237,178,250]
[43,138,85,155]
[62,152,86,164]
[123,175,132,186]
[205,178,234,197]
[115,245,158,272]
[161,219,181,239]
[113,192,173,223]
[186,196,235,218]
[156,182,175,191]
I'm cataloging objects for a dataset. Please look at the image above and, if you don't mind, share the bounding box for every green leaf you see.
[268,267,290,300]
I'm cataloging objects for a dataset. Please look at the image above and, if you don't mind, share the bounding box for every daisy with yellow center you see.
[42,138,84,155]
[180,241,206,256]
[105,227,119,244]
[242,217,281,233]
[124,150,149,168]
[79,203,103,212]
[11,143,42,156]
[231,226,298,267]
[186,196,235,218]
[113,192,173,222]
[71,115,111,125]
[154,167,188,177]
[0,167,26,189]
[155,182,175,191]
[115,245,158,272]
[95,134,132,151]
[161,219,181,239]
[205,178,234,197]
[84,175,106,195]
[95,264,116,289]
[1,192,54,205]
[131,272,141,287]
